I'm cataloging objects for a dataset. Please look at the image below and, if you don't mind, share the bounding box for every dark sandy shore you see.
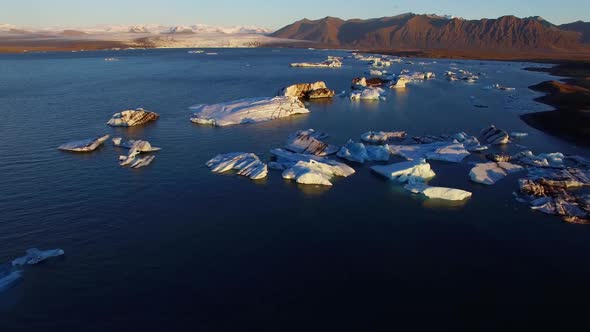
[521,62,590,146]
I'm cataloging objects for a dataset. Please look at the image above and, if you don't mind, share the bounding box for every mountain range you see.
[271,13,590,51]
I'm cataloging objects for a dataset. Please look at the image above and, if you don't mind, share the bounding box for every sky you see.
[1,0,588,29]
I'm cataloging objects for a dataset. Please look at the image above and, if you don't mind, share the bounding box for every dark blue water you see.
[1,48,590,331]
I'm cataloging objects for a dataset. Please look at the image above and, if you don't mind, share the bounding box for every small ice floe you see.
[515,168,590,224]
[107,108,160,127]
[279,81,335,99]
[369,58,392,67]
[115,139,160,169]
[58,134,110,152]
[270,149,355,176]
[368,69,384,76]
[337,140,389,163]
[409,72,435,81]
[361,131,407,144]
[469,162,524,185]
[404,182,472,201]
[112,138,161,152]
[12,248,65,267]
[513,151,565,168]
[481,125,510,145]
[485,84,515,91]
[389,142,470,163]
[371,159,436,183]
[206,152,268,180]
[190,96,309,127]
[511,132,529,138]
[390,75,410,89]
[350,88,385,101]
[486,153,513,162]
[187,50,204,54]
[104,57,119,61]
[290,57,342,68]
[206,52,218,55]
[0,268,22,292]
[462,75,479,83]
[452,132,488,152]
[285,129,338,156]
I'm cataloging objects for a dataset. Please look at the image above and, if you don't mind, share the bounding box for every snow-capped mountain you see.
[0,23,271,35]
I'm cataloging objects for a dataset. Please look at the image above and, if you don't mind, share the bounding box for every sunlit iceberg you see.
[389,142,469,163]
[206,152,268,180]
[469,162,524,185]
[270,149,355,177]
[285,129,339,156]
[107,108,159,127]
[190,96,309,126]
[404,182,472,201]
[350,88,385,101]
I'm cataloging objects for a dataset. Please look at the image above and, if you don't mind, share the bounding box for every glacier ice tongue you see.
[12,248,65,267]
[58,134,110,152]
[206,152,268,180]
[190,96,309,127]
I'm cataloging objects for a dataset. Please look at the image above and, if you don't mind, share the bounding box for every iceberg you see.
[452,132,487,152]
[190,96,309,127]
[469,162,524,185]
[352,77,390,89]
[337,140,391,163]
[404,182,472,201]
[391,75,410,89]
[371,159,436,183]
[112,138,161,152]
[361,131,407,143]
[290,57,342,68]
[389,142,469,163]
[270,149,355,177]
[12,248,64,267]
[511,132,529,138]
[481,125,510,145]
[206,152,268,180]
[58,134,110,152]
[282,160,339,186]
[279,81,335,99]
[350,88,384,101]
[285,129,338,156]
[513,151,565,168]
[107,108,159,127]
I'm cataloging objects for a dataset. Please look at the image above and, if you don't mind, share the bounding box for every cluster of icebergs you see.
[58,109,161,169]
[1,248,64,293]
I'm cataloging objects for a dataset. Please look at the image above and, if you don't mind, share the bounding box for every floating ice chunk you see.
[368,69,383,76]
[285,129,338,156]
[425,143,470,163]
[404,182,472,201]
[350,88,384,101]
[511,132,529,138]
[469,162,524,185]
[371,159,436,183]
[12,248,64,267]
[282,160,339,186]
[290,57,342,68]
[366,145,391,161]
[361,131,407,143]
[206,152,268,180]
[452,132,487,152]
[389,142,469,163]
[270,149,355,177]
[129,155,156,169]
[514,151,565,168]
[0,268,22,292]
[279,81,335,99]
[481,125,510,145]
[337,140,369,163]
[190,96,309,127]
[112,138,161,152]
[58,134,110,152]
[486,84,516,91]
[107,108,159,127]
[391,75,410,89]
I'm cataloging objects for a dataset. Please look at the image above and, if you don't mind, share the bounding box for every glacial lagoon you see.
[1,48,590,330]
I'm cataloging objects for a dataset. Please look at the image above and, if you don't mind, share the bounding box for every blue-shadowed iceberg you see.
[337,140,391,163]
[12,248,65,267]
[58,134,110,152]
[285,129,339,156]
[371,159,436,183]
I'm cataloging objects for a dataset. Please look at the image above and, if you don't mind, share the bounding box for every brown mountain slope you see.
[559,21,590,44]
[271,14,583,51]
